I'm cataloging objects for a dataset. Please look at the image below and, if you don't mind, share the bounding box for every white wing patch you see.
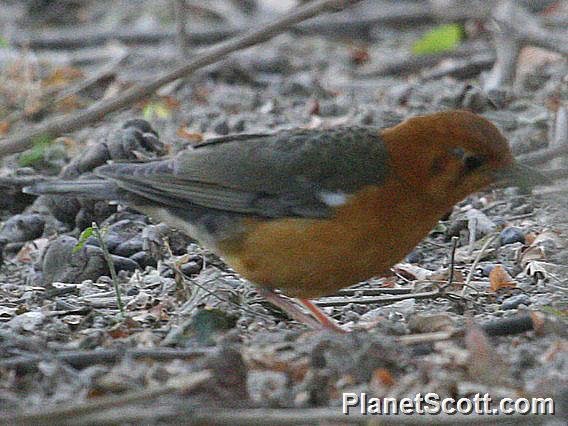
[318,190,350,207]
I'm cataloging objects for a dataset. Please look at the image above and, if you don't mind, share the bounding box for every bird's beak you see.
[493,161,551,190]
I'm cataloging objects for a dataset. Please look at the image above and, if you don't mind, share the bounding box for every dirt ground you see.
[0,1,567,424]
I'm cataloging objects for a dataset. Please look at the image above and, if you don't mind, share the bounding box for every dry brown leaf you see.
[108,317,141,338]
[0,121,11,135]
[489,265,516,291]
[524,231,538,245]
[42,67,83,87]
[244,345,309,384]
[176,128,204,144]
[540,340,568,363]
[349,46,370,65]
[519,245,546,267]
[430,268,465,285]
[392,263,433,281]
[519,229,564,267]
[15,237,49,263]
[371,368,395,386]
[531,229,564,248]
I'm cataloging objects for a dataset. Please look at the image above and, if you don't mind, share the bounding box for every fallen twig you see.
[7,370,211,426]
[175,0,190,57]
[3,2,457,51]
[462,233,499,297]
[357,45,493,79]
[420,53,495,81]
[0,347,213,371]
[396,330,460,345]
[550,106,568,170]
[447,236,460,286]
[314,289,441,307]
[483,1,568,92]
[334,287,413,296]
[184,406,544,425]
[518,143,568,166]
[0,0,363,158]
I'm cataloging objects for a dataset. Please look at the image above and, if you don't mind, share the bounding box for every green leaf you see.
[142,102,172,120]
[18,134,53,166]
[73,227,94,253]
[540,305,567,318]
[412,23,463,56]
[0,37,9,48]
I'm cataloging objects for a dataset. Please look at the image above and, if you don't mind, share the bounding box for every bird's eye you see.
[463,155,485,173]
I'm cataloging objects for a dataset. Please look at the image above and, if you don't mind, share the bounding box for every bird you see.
[24,110,547,332]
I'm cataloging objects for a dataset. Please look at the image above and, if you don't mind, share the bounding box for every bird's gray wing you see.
[95,127,390,219]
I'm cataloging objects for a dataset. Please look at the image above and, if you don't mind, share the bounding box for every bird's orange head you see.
[380,110,544,206]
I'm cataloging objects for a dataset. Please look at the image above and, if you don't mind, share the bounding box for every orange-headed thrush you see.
[25,110,548,332]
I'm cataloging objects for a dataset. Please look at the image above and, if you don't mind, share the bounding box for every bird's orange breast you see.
[217,181,444,298]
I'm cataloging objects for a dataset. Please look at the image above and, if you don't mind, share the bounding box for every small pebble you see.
[126,288,139,296]
[114,236,144,257]
[501,294,531,310]
[213,118,230,135]
[406,251,422,264]
[130,251,157,269]
[111,255,140,273]
[500,227,525,246]
[181,261,202,276]
[232,118,246,132]
[481,264,497,277]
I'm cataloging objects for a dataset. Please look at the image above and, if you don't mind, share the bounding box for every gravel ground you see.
[0,1,567,424]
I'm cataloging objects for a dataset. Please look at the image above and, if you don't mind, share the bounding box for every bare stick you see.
[314,290,441,307]
[7,370,211,425]
[462,233,499,297]
[175,0,189,57]
[518,143,568,166]
[447,236,459,285]
[483,2,522,92]
[550,106,568,170]
[334,287,413,296]
[0,347,212,370]
[184,406,541,425]
[0,0,362,158]
[483,1,568,92]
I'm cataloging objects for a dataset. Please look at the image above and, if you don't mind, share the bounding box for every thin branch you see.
[314,290,441,307]
[447,236,459,286]
[185,406,543,425]
[396,330,459,345]
[0,0,362,158]
[4,2,457,51]
[175,0,190,57]
[519,144,568,166]
[462,233,499,297]
[483,1,568,92]
[334,287,413,296]
[7,370,211,426]
[550,106,568,170]
[0,347,213,371]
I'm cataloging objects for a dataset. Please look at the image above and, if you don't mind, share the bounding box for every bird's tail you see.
[23,180,120,200]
